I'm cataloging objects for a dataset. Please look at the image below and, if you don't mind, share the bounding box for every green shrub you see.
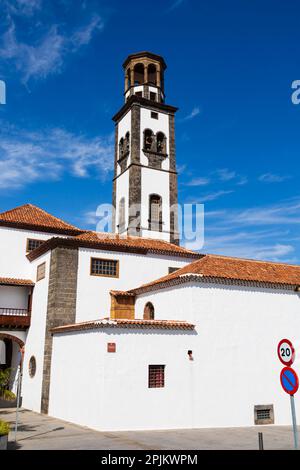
[0,420,10,436]
[2,389,16,401]
[0,369,11,397]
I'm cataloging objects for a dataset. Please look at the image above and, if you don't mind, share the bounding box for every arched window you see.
[144,302,155,320]
[144,129,154,151]
[118,198,125,233]
[156,132,166,154]
[149,194,162,231]
[134,63,144,85]
[125,132,130,153]
[148,64,157,85]
[119,137,124,158]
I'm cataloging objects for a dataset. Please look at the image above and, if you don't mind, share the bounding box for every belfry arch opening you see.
[156,132,167,154]
[144,129,154,151]
[134,63,144,85]
[148,64,157,85]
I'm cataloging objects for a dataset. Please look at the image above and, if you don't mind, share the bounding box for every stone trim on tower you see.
[112,124,118,232]
[169,114,179,244]
[112,52,179,243]
[41,246,78,414]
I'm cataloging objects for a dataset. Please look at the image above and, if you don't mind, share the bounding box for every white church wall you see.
[135,282,300,428]
[75,248,192,322]
[49,327,197,431]
[0,226,54,279]
[21,251,51,412]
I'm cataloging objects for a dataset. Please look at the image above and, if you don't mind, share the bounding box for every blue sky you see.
[0,0,300,262]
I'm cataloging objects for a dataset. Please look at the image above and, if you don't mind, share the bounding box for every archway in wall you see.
[143,302,155,320]
[0,333,24,394]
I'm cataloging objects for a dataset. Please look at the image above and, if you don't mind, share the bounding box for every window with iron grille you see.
[27,238,44,253]
[148,365,165,388]
[151,111,158,120]
[36,262,46,281]
[90,258,119,278]
[254,404,274,425]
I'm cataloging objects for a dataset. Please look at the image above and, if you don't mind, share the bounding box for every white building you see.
[1,52,300,431]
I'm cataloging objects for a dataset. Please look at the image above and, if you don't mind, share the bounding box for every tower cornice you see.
[112,95,178,123]
[123,51,167,70]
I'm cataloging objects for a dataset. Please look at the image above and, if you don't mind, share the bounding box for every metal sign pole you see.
[290,395,299,450]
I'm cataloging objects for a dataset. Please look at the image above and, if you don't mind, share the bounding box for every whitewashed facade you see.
[1,51,300,435]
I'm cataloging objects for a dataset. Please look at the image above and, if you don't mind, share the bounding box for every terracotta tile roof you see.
[73,231,199,257]
[126,254,300,294]
[0,277,34,287]
[27,231,201,260]
[0,204,82,235]
[110,290,135,297]
[51,318,195,333]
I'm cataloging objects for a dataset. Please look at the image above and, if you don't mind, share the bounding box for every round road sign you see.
[280,367,299,396]
[277,339,295,366]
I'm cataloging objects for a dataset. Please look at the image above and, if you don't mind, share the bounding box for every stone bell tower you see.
[112,51,179,244]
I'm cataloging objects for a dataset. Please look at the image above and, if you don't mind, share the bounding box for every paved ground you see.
[0,407,298,450]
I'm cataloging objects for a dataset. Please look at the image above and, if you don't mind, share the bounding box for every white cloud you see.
[81,210,100,226]
[199,190,234,202]
[216,168,236,181]
[258,173,291,183]
[0,124,114,190]
[181,107,201,121]
[177,164,187,174]
[3,0,42,17]
[203,238,295,263]
[185,177,210,187]
[169,0,185,11]
[204,200,300,228]
[0,15,103,83]
[197,199,300,262]
[236,176,248,186]
[71,15,103,48]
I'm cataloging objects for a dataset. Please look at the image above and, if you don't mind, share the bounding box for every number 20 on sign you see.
[277,339,295,367]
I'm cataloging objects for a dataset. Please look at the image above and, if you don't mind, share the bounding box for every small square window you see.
[27,238,44,253]
[151,111,158,120]
[36,262,46,282]
[254,404,274,425]
[90,258,119,278]
[150,92,157,102]
[148,365,165,388]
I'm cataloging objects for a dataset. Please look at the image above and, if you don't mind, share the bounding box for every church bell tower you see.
[112,52,179,244]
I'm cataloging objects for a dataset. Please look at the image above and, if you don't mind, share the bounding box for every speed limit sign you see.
[277,339,295,366]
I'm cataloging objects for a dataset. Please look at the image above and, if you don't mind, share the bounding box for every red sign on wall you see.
[107,343,116,353]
